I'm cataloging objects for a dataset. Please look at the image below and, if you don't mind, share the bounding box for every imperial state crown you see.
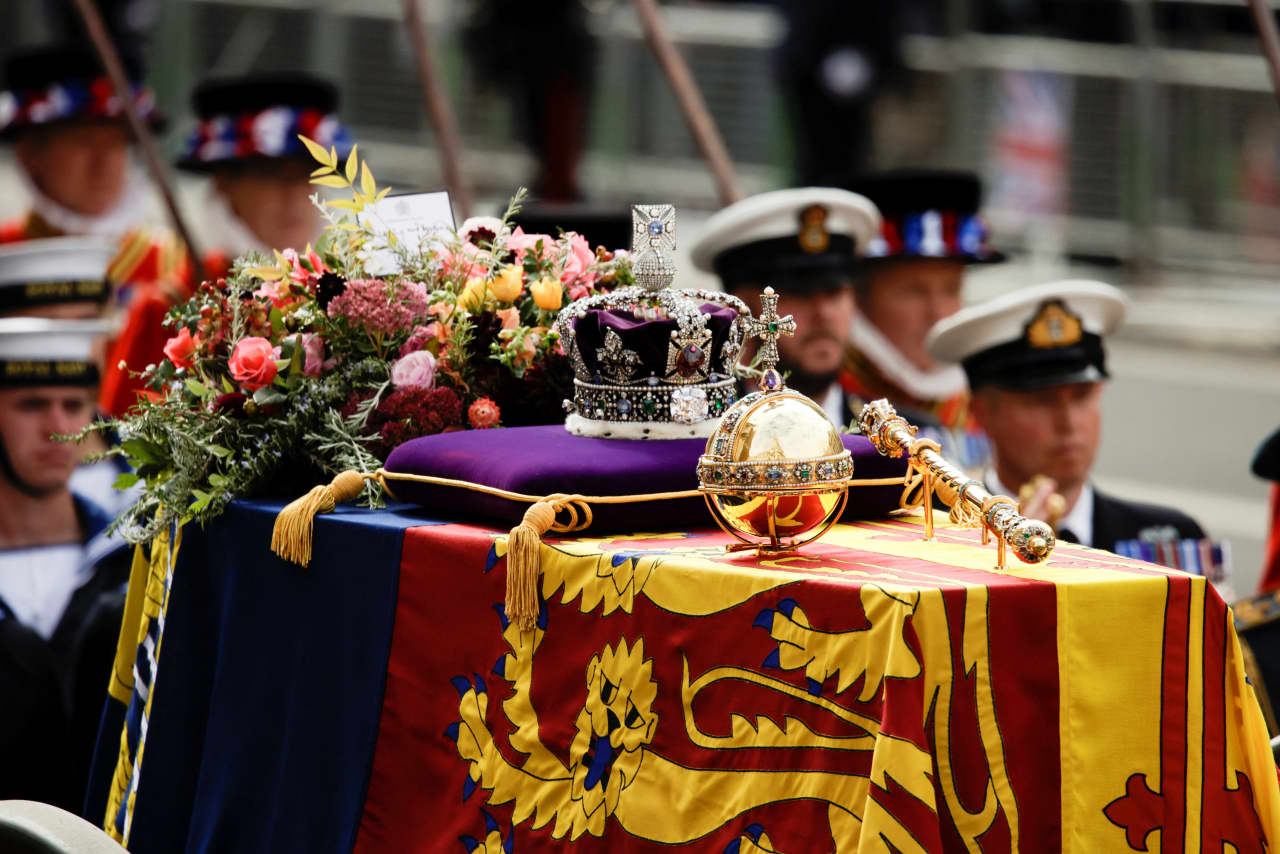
[555,203,750,439]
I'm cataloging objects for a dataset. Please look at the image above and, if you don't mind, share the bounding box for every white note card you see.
[358,191,455,275]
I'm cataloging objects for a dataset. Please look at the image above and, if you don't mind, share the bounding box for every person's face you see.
[214,160,323,252]
[970,381,1103,493]
[16,122,132,217]
[0,386,96,493]
[733,281,855,380]
[858,258,965,372]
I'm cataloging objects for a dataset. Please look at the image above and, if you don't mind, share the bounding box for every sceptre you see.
[858,399,1056,569]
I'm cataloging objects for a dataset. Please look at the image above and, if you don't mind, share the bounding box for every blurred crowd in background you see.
[2,0,1279,590]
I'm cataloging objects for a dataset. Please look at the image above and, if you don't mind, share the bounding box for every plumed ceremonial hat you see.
[0,237,116,315]
[689,188,880,292]
[926,280,1127,390]
[176,72,352,172]
[0,317,109,388]
[849,169,1002,264]
[0,43,162,140]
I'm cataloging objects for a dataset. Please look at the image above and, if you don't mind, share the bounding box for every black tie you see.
[1058,528,1079,544]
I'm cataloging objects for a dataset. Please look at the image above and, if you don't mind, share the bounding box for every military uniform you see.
[0,43,191,417]
[1253,428,1280,593]
[0,318,131,809]
[842,170,1004,471]
[927,280,1209,557]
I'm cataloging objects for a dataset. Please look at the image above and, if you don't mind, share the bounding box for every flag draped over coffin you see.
[351,513,1280,853]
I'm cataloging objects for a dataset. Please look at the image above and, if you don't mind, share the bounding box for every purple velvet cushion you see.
[383,425,907,532]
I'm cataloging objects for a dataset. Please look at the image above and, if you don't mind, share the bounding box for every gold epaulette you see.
[108,228,191,288]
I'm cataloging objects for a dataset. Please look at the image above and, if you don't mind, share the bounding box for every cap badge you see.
[1025,300,1083,349]
[797,204,830,254]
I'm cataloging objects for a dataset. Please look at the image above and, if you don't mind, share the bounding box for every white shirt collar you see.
[849,310,968,401]
[819,382,845,427]
[0,544,91,639]
[18,162,151,239]
[987,470,1094,547]
[202,183,273,257]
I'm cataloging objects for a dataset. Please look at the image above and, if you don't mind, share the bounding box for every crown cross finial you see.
[631,204,677,292]
[631,204,676,254]
[743,287,796,390]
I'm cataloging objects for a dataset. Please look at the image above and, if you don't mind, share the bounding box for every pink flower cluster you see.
[326,278,432,337]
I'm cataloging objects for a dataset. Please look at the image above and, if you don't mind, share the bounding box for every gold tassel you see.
[504,500,557,632]
[271,470,369,566]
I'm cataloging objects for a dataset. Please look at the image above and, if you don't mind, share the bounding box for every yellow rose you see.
[459,276,487,312]
[529,277,563,311]
[488,265,523,302]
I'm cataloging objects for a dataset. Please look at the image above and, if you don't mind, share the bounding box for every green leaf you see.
[221,375,235,394]
[112,472,140,490]
[253,386,287,406]
[269,306,286,335]
[208,473,229,489]
[121,438,164,466]
[185,378,209,397]
[207,445,233,458]
[189,489,213,514]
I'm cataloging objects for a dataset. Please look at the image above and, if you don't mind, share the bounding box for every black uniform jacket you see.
[1091,489,1206,555]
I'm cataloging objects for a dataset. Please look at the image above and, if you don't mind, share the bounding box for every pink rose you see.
[390,349,437,390]
[163,326,199,370]
[505,227,553,261]
[442,244,487,280]
[560,231,597,288]
[228,336,278,392]
[274,333,326,378]
[399,324,439,357]
[253,276,292,307]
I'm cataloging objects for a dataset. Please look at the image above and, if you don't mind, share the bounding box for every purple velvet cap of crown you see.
[573,303,739,380]
[383,424,907,532]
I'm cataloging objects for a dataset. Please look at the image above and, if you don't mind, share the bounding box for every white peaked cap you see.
[927,280,1128,364]
[689,187,881,274]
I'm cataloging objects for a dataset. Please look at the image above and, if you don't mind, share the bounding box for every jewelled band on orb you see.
[697,450,853,492]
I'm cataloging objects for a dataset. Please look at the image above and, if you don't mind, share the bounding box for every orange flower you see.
[495,307,521,330]
[468,397,500,429]
[529,277,563,311]
[488,265,523,302]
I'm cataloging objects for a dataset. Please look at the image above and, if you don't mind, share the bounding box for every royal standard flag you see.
[100,504,1280,852]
